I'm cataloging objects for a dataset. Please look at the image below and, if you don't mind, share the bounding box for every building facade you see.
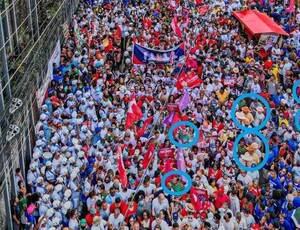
[0,0,79,229]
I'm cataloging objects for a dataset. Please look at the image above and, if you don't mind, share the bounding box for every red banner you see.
[176,70,203,90]
[158,148,175,159]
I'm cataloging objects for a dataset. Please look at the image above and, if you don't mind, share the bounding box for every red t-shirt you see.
[214,193,230,209]
[110,201,128,215]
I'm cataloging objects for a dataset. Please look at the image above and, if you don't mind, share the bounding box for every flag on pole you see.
[125,99,143,129]
[178,88,190,112]
[114,25,122,40]
[137,116,154,138]
[171,17,183,38]
[143,142,156,169]
[117,146,128,187]
[163,112,175,125]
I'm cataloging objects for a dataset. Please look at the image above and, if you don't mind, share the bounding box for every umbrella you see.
[292,207,300,228]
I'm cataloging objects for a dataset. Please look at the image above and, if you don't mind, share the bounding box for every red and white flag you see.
[136,116,154,138]
[171,17,182,38]
[143,142,156,169]
[125,98,143,129]
[117,146,128,187]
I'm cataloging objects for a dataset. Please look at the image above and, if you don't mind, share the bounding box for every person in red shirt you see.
[125,201,138,222]
[249,181,261,197]
[214,187,230,209]
[110,197,127,215]
[240,196,254,215]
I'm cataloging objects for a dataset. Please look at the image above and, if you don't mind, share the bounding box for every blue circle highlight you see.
[294,110,300,132]
[233,130,270,172]
[230,93,271,132]
[168,121,199,149]
[161,170,192,196]
[292,80,300,104]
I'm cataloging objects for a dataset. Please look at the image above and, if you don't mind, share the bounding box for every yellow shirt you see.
[272,65,279,83]
[245,56,254,64]
[216,90,229,104]
[279,118,289,127]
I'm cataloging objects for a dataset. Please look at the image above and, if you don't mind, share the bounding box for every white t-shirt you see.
[237,174,253,186]
[222,219,235,230]
[68,218,79,230]
[108,213,124,229]
[139,184,156,197]
[244,214,255,228]
[91,219,107,230]
[152,198,169,216]
[151,219,170,230]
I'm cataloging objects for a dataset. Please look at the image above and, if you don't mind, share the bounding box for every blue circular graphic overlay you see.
[292,80,300,104]
[294,110,300,132]
[233,130,270,172]
[230,93,271,132]
[161,170,192,196]
[168,121,199,149]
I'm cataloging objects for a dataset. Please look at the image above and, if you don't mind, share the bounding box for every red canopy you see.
[233,10,288,37]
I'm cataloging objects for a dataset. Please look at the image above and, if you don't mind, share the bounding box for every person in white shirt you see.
[214,213,225,230]
[68,210,79,230]
[139,176,156,198]
[235,212,247,230]
[222,212,236,230]
[181,214,201,229]
[243,210,255,228]
[108,208,124,229]
[152,192,169,217]
[237,171,253,186]
[91,216,107,230]
[151,216,170,230]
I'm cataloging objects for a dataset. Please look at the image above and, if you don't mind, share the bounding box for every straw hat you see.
[236,112,246,120]
[241,106,251,113]
[246,142,259,152]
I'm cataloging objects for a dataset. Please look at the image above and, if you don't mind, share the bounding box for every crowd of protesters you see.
[10,0,300,229]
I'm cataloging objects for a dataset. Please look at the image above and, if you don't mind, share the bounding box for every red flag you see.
[190,187,209,211]
[137,116,154,138]
[114,25,122,40]
[171,17,182,38]
[143,142,156,169]
[125,99,143,129]
[117,147,128,187]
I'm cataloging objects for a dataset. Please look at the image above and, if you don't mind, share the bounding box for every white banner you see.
[36,39,61,108]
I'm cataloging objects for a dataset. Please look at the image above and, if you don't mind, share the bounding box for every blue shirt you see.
[281,219,293,230]
[269,176,282,189]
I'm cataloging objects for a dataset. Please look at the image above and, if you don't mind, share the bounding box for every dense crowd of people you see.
[10,0,300,229]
